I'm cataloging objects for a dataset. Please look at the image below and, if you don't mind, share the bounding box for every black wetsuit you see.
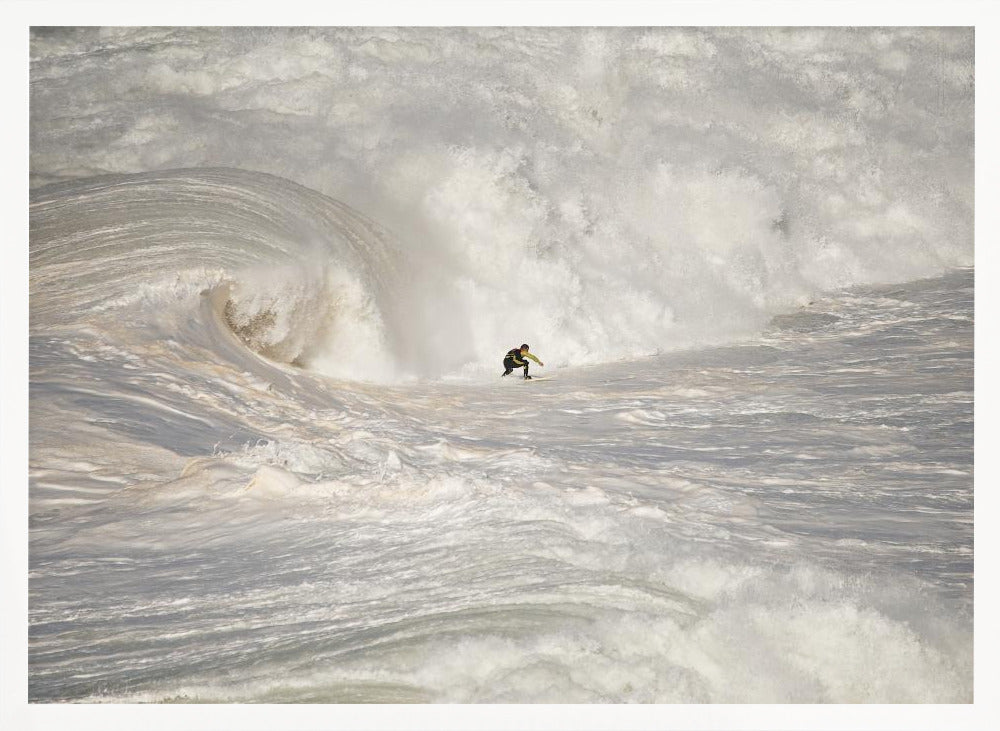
[502,348,540,377]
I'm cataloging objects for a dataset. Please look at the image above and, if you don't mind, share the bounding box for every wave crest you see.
[30,168,404,382]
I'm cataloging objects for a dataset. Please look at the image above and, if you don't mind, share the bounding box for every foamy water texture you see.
[31,27,972,380]
[29,27,973,704]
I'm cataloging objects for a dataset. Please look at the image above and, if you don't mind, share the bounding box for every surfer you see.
[501,344,543,379]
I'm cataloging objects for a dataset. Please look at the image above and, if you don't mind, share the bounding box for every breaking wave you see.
[30,27,973,383]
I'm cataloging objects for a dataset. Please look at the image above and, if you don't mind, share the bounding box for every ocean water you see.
[27,27,973,705]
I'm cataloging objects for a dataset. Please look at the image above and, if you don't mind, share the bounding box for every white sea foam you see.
[31,27,972,383]
[27,27,973,707]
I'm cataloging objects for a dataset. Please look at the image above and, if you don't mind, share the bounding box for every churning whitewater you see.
[29,27,973,703]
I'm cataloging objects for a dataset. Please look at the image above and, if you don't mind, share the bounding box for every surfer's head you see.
[520,344,530,352]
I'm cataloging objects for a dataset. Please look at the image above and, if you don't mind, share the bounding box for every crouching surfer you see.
[502,343,543,379]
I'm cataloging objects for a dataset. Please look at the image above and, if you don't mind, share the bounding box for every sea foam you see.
[30,27,973,382]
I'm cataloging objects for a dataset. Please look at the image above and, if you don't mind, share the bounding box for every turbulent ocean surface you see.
[28,27,973,703]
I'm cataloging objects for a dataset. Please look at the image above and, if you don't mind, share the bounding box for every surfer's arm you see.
[525,353,543,365]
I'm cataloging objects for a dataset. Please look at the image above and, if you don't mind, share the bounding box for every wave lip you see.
[30,167,410,382]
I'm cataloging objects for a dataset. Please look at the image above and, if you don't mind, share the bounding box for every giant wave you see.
[30,27,973,382]
[26,26,975,711]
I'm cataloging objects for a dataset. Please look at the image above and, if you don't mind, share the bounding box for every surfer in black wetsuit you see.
[502,343,544,379]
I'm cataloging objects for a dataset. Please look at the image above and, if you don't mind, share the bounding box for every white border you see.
[4,2,996,730]
[0,0,993,27]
